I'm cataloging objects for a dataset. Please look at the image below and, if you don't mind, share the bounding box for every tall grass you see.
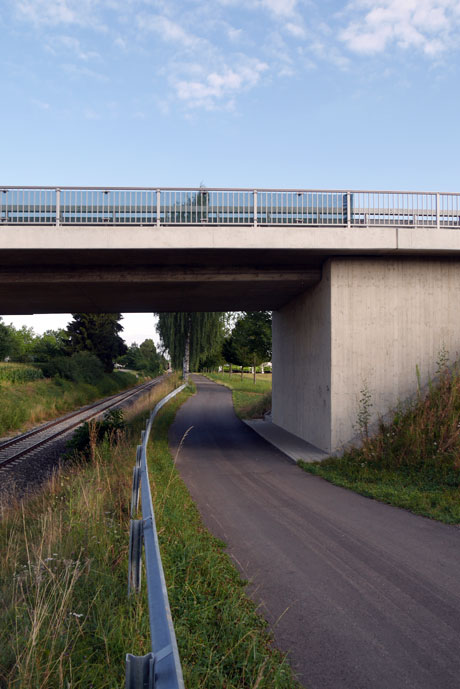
[0,380,298,688]
[300,366,460,524]
[0,371,139,438]
[0,363,43,384]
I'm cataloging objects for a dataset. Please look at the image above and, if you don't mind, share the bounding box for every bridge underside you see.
[4,227,460,453]
[1,248,326,313]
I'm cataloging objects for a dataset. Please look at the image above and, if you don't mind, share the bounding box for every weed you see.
[355,381,373,439]
[299,366,460,524]
[0,379,299,688]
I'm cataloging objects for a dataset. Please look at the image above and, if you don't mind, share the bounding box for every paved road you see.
[169,376,460,689]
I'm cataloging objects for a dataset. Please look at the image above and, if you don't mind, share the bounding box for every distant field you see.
[0,362,43,384]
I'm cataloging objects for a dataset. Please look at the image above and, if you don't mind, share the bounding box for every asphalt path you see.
[169,375,460,689]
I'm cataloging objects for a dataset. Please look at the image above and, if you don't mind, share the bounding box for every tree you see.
[231,311,272,383]
[0,318,13,360]
[66,313,127,373]
[156,312,224,376]
[120,339,166,376]
[31,329,67,362]
[221,334,240,375]
[8,325,36,362]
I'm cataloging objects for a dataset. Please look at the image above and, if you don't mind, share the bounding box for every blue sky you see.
[2,0,460,342]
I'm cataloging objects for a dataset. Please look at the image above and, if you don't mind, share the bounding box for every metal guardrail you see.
[1,186,460,228]
[126,384,187,689]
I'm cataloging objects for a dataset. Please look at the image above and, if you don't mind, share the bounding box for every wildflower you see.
[69,612,83,618]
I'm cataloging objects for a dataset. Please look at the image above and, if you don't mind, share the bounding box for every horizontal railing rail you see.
[1,187,459,228]
[127,383,186,689]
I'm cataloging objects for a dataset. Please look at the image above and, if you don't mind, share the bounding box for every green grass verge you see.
[0,381,299,688]
[299,458,460,524]
[299,369,460,525]
[0,370,139,437]
[204,372,272,419]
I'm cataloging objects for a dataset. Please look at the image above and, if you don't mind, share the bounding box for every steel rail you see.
[0,376,164,469]
[1,185,460,194]
[126,383,186,689]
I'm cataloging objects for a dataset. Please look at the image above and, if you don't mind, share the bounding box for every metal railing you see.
[126,384,186,689]
[1,186,460,228]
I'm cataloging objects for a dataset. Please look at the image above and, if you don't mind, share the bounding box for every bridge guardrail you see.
[1,187,459,228]
[126,383,187,689]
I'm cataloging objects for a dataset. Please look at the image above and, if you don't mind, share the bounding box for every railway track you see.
[0,376,165,470]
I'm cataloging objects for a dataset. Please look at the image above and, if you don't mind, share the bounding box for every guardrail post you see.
[436,192,440,229]
[156,189,161,227]
[128,519,143,595]
[125,653,155,689]
[253,190,257,228]
[347,191,351,228]
[131,466,141,518]
[56,188,60,227]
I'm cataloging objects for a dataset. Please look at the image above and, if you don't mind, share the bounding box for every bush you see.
[41,352,104,384]
[67,409,125,458]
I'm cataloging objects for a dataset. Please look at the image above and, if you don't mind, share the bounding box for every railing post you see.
[56,188,60,227]
[156,189,161,227]
[347,191,351,228]
[253,190,257,228]
[436,192,440,229]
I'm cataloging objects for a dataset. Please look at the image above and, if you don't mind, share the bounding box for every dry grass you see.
[0,376,298,688]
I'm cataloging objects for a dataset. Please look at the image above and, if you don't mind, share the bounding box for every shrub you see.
[67,409,125,458]
[41,352,104,384]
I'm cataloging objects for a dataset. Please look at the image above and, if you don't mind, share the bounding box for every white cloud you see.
[15,0,102,28]
[216,0,298,16]
[340,0,460,56]
[137,14,202,49]
[174,59,269,109]
[31,98,50,109]
[50,35,100,60]
[258,0,298,16]
[284,21,306,38]
[62,63,107,80]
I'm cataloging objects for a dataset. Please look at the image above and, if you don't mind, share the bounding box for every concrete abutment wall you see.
[273,257,460,453]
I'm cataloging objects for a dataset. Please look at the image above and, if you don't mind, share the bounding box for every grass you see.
[0,378,299,689]
[204,372,272,419]
[299,367,460,525]
[0,363,43,384]
[0,370,139,438]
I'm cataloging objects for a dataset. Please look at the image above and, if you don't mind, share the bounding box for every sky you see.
[2,0,460,342]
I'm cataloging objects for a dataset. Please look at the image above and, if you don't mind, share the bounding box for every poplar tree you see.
[156,312,224,376]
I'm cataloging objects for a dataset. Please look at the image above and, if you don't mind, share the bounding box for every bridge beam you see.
[272,257,460,453]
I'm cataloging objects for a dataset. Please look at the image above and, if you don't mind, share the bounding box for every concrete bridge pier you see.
[272,257,460,454]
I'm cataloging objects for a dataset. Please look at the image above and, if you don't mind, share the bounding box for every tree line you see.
[156,311,272,382]
[0,314,166,381]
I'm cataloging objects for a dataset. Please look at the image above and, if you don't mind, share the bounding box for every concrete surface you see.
[244,418,328,463]
[273,256,460,452]
[4,222,460,312]
[169,376,460,689]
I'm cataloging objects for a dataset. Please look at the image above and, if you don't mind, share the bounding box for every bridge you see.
[2,185,460,453]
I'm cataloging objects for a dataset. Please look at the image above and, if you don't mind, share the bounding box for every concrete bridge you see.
[2,185,460,453]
